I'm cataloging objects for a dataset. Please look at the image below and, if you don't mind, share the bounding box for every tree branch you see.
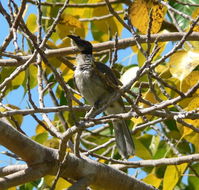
[0,119,156,190]
[0,118,58,164]
[113,154,199,169]
[1,32,199,67]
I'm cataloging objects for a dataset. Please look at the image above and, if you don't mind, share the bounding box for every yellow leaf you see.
[56,13,85,40]
[155,64,171,78]
[72,93,82,106]
[36,122,47,134]
[129,0,167,34]
[63,4,90,35]
[8,187,16,190]
[131,117,144,126]
[185,71,199,87]
[44,175,71,190]
[142,90,159,107]
[56,37,71,49]
[26,13,37,33]
[184,133,199,152]
[46,40,58,49]
[61,63,74,83]
[32,132,48,144]
[169,50,199,81]
[178,97,193,108]
[99,159,106,163]
[185,96,199,113]
[183,71,199,95]
[143,173,162,188]
[192,8,199,32]
[184,8,199,49]
[177,96,199,151]
[181,97,199,147]
[163,163,187,190]
[66,0,93,19]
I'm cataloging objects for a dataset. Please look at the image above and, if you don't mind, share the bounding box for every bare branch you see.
[1,32,199,67]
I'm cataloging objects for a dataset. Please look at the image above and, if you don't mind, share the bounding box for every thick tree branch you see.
[1,32,199,67]
[0,118,57,165]
[0,119,156,190]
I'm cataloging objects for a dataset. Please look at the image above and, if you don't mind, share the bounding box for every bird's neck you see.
[76,53,93,66]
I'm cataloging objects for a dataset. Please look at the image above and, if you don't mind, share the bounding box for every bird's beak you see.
[67,34,75,39]
[68,35,81,42]
[68,35,79,48]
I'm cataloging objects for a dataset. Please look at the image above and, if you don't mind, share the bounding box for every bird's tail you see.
[112,120,135,159]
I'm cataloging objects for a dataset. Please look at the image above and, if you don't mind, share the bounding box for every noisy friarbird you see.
[68,35,135,158]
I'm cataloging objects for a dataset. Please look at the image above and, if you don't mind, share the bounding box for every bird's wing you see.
[94,61,122,89]
[94,61,125,108]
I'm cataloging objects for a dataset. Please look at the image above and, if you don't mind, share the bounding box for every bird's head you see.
[68,35,93,54]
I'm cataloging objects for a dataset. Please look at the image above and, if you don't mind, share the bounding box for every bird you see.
[68,35,135,158]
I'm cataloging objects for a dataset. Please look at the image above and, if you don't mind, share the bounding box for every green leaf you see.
[188,163,199,190]
[153,141,169,159]
[11,71,25,88]
[32,132,49,144]
[169,0,197,30]
[150,135,160,156]
[155,165,167,179]
[18,179,42,190]
[164,119,178,132]
[43,138,60,149]
[91,3,123,42]
[135,134,152,159]
[28,64,38,89]
[26,14,37,33]
[41,0,61,42]
[0,67,15,83]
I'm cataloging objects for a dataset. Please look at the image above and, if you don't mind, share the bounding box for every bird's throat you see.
[76,54,93,66]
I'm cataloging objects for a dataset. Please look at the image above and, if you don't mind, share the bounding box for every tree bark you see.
[0,119,156,190]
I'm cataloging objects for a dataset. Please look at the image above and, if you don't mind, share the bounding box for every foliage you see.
[0,0,199,189]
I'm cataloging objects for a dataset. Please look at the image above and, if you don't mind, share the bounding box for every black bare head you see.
[68,35,93,55]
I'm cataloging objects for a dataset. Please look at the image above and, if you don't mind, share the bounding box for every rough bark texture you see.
[0,119,156,190]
